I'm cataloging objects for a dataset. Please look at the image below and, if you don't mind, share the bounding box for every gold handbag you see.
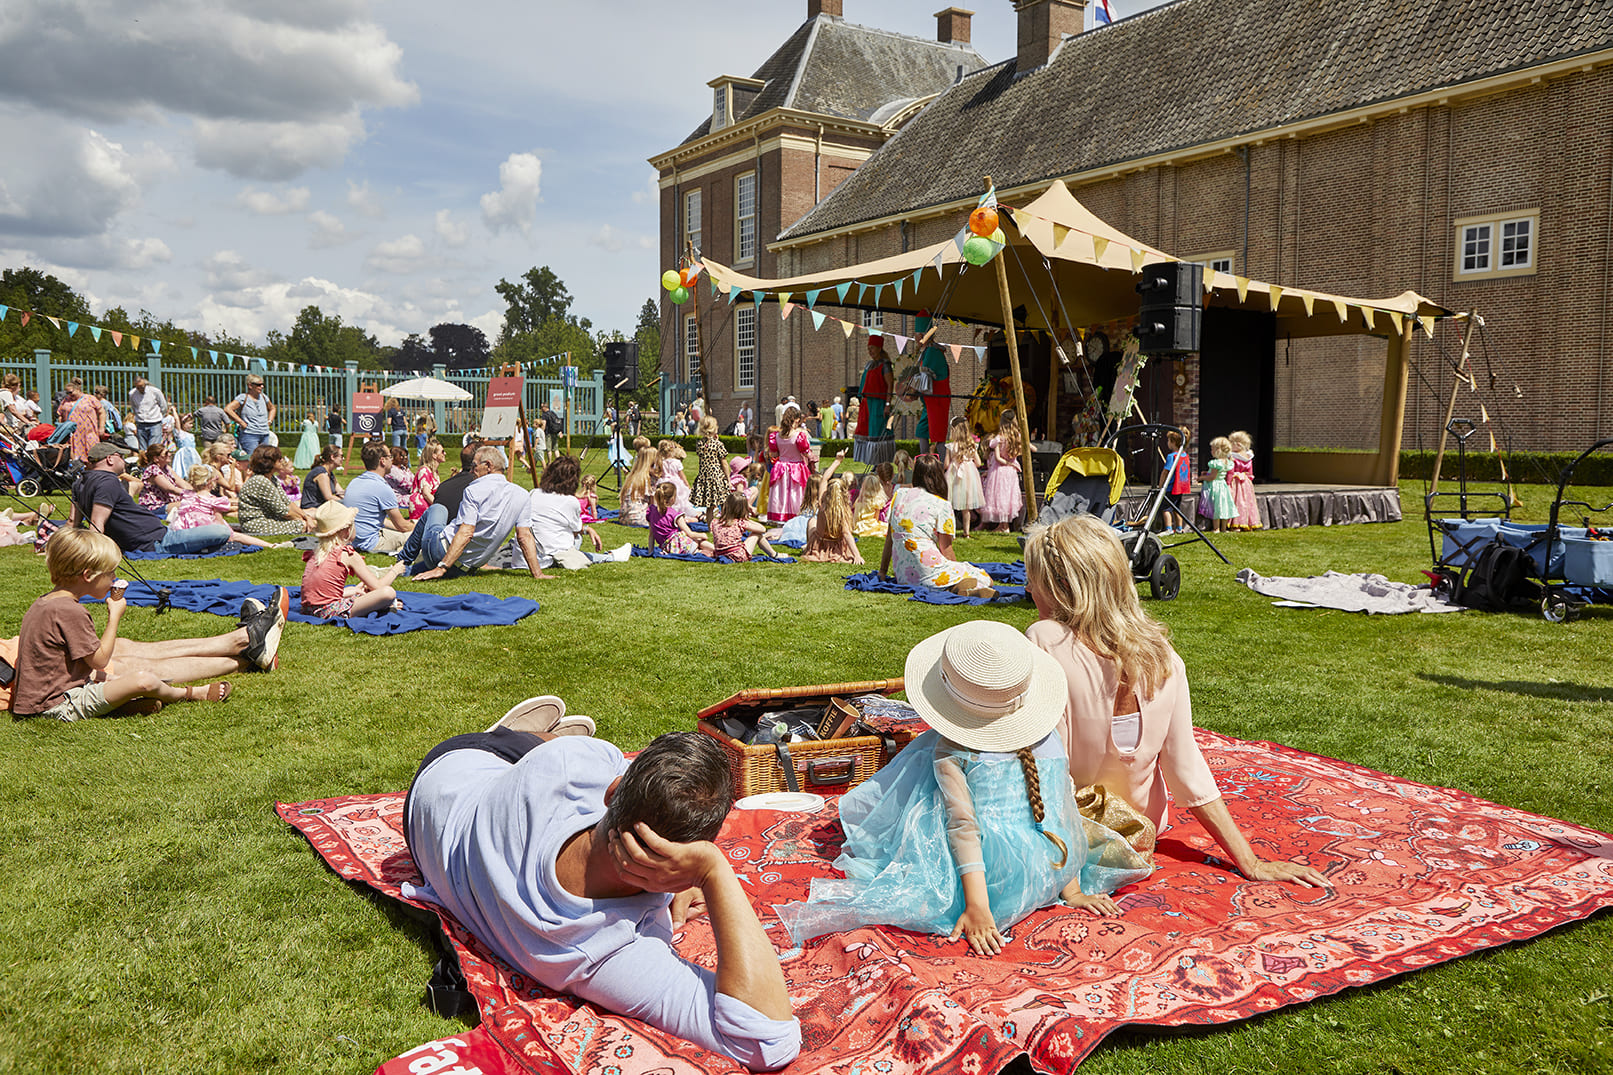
[1075,783,1157,865]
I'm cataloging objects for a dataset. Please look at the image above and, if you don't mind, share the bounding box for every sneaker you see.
[238,596,265,627]
[610,542,633,562]
[548,714,596,737]
[243,587,288,671]
[486,694,566,734]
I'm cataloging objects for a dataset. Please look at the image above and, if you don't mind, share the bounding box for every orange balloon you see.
[680,266,700,287]
[969,206,999,237]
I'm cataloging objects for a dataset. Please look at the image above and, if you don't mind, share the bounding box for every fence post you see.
[146,352,162,387]
[33,349,51,401]
[432,363,447,433]
[344,361,358,435]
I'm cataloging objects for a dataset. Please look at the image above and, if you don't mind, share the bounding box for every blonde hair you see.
[858,472,887,508]
[622,447,659,500]
[1016,748,1069,868]
[1210,436,1232,461]
[663,441,686,461]
[424,437,445,465]
[631,435,650,451]
[579,473,598,494]
[997,410,1023,459]
[656,439,674,455]
[206,441,231,463]
[186,464,214,488]
[1023,514,1175,699]
[948,415,972,452]
[802,473,825,511]
[698,415,719,437]
[312,521,353,565]
[892,450,912,483]
[1229,430,1252,451]
[817,478,851,543]
[46,527,120,587]
[653,481,677,511]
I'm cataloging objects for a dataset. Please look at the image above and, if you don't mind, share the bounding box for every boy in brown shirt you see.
[12,529,286,721]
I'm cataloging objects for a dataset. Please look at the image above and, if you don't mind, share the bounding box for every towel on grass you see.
[124,541,264,561]
[1238,568,1462,614]
[630,545,796,564]
[844,569,1025,604]
[281,728,1613,1075]
[104,578,538,635]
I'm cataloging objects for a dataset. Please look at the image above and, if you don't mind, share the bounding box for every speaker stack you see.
[603,340,639,387]
[1135,262,1204,354]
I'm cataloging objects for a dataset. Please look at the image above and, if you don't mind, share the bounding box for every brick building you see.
[648,1,985,427]
[659,0,1613,459]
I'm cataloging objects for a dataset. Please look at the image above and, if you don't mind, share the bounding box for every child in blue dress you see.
[774,620,1152,955]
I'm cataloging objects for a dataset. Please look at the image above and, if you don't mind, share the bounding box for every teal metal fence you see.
[3,350,606,436]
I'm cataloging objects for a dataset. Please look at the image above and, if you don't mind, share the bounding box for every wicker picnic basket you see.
[696,678,914,798]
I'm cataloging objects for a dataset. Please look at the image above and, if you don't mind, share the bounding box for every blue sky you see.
[0,0,1165,349]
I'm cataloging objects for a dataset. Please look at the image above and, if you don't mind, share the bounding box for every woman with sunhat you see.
[773,620,1153,955]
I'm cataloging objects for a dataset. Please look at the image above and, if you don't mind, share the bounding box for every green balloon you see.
[670,286,691,305]
[962,235,995,266]
[989,228,1006,245]
[662,269,682,291]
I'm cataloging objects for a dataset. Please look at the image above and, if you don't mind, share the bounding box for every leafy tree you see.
[428,322,490,369]
[0,268,97,364]
[279,305,387,371]
[633,298,662,403]
[395,333,434,372]
[494,266,591,341]
[490,316,595,378]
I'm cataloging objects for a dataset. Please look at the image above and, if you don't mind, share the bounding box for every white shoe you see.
[549,714,595,737]
[487,694,565,734]
[610,542,632,562]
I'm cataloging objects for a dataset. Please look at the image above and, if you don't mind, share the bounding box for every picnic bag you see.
[1455,539,1536,611]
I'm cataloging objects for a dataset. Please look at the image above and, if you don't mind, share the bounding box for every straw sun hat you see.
[904,620,1066,753]
[312,500,357,539]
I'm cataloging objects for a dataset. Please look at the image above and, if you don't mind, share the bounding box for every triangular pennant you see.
[90,325,101,342]
[0,306,7,321]
[805,289,820,309]
[1129,247,1147,273]
[1093,237,1110,262]
[931,252,946,277]
[209,349,219,362]
[1053,223,1070,248]
[777,291,791,306]
[710,276,721,297]
[978,184,998,210]
[1235,277,1249,303]
[752,292,764,312]
[893,277,904,303]
[20,312,30,328]
[45,315,61,330]
[1388,311,1404,335]
[857,283,870,304]
[1203,268,1217,294]
[66,321,79,337]
[953,227,972,256]
[891,333,910,354]
[839,319,856,339]
[811,311,826,330]
[150,339,161,355]
[1361,307,1376,330]
[190,347,198,360]
[728,286,741,305]
[1268,285,1283,312]
[913,268,925,291]
[130,335,141,352]
[1301,293,1315,316]
[874,284,885,307]
[1332,299,1349,323]
[835,281,853,303]
[780,302,796,320]
[1420,315,1437,338]
[949,344,964,363]
[974,346,988,360]
[109,330,122,347]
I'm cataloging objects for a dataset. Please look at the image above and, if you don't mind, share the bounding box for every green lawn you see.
[0,466,1608,1074]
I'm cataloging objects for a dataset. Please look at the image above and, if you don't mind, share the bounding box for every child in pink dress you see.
[768,407,813,522]
[1228,430,1261,530]
[300,501,405,618]
[172,464,272,548]
[577,473,600,524]
[980,411,1024,532]
[699,492,778,562]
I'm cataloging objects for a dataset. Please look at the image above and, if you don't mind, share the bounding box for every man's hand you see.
[1241,859,1331,888]
[413,566,447,581]
[585,526,603,552]
[608,822,721,894]
[670,886,708,928]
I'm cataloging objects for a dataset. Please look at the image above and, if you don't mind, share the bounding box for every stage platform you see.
[1115,482,1402,530]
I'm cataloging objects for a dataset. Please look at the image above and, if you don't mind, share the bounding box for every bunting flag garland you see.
[66,321,79,337]
[835,281,852,303]
[1388,311,1404,336]
[949,344,964,364]
[778,291,792,306]
[44,316,61,330]
[150,339,161,355]
[190,347,199,360]
[209,349,220,362]
[728,286,742,305]
[780,302,796,321]
[0,306,7,321]
[109,330,122,347]
[131,335,141,353]
[1301,293,1316,316]
[857,283,870,304]
[973,346,988,361]
[1053,223,1071,248]
[805,289,820,309]
[1268,285,1283,312]
[840,319,856,339]
[710,276,722,298]
[931,251,946,277]
[1235,277,1250,303]
[1129,247,1148,273]
[1332,299,1349,323]
[752,292,765,312]
[913,268,925,292]
[1420,315,1437,338]
[874,283,885,307]
[1092,237,1110,261]
[20,312,30,328]
[892,277,903,303]
[891,333,911,354]
[811,311,826,330]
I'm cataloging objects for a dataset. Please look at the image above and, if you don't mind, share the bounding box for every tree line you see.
[0,265,663,403]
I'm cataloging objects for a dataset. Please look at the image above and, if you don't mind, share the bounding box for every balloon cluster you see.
[661,265,701,305]
[962,206,1005,267]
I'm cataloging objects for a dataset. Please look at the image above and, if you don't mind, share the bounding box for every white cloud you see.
[236,186,311,215]
[479,152,542,236]
[203,249,278,293]
[194,274,419,347]
[347,179,384,218]
[587,224,653,254]
[366,233,430,274]
[194,113,367,181]
[27,234,173,272]
[434,209,468,247]
[631,172,660,205]
[308,210,352,249]
[0,125,148,239]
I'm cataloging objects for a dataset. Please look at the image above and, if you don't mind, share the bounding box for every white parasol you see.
[380,377,474,402]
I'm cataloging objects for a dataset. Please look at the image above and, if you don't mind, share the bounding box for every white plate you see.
[735,792,826,813]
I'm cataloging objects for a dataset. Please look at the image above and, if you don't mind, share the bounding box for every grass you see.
[0,463,1609,1074]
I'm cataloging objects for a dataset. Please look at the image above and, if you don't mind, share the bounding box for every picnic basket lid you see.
[696,678,904,722]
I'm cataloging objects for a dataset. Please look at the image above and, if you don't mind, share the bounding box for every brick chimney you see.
[808,0,843,18]
[935,7,974,44]
[1014,0,1086,71]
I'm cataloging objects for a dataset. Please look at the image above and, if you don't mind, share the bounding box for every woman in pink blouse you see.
[1023,514,1328,888]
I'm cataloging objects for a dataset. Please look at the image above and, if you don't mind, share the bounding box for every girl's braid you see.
[1017,747,1069,869]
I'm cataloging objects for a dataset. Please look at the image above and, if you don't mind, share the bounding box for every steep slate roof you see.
[677,15,984,146]
[780,0,1613,239]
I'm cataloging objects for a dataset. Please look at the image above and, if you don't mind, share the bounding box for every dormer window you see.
[708,76,765,133]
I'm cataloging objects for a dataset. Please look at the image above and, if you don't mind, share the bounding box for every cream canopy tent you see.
[698,180,1453,486]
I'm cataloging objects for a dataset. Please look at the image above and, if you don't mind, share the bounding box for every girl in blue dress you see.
[774,620,1152,955]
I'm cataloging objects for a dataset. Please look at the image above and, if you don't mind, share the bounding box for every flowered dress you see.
[691,436,728,518]
[947,442,985,510]
[767,428,812,522]
[709,517,751,562]
[137,464,184,514]
[980,436,1023,525]
[170,490,233,531]
[887,488,992,590]
[67,394,102,463]
[1229,450,1260,529]
[408,465,440,520]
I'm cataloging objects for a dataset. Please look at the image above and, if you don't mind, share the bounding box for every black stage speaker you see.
[1136,261,1204,354]
[604,340,639,386]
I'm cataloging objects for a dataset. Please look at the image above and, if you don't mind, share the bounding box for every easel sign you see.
[344,386,384,471]
[560,364,578,452]
[484,367,540,486]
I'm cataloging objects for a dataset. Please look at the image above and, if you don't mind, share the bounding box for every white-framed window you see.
[1455,211,1538,280]
[735,305,756,391]
[735,172,757,264]
[1191,251,1235,276]
[860,309,884,330]
[685,190,702,256]
[684,313,700,381]
[712,86,728,131]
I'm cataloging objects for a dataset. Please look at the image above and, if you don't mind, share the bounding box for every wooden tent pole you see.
[1429,312,1480,497]
[985,177,1039,523]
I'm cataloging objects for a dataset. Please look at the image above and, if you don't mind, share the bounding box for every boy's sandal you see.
[185,681,232,703]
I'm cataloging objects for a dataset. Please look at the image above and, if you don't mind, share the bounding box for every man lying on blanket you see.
[403,715,800,1070]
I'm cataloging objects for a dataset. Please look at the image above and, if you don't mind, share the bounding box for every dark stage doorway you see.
[1197,307,1275,478]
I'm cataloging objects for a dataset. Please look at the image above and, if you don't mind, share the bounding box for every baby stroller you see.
[0,421,82,496]
[1038,435,1185,600]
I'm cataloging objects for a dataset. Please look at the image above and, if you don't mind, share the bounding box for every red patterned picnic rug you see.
[278,731,1613,1075]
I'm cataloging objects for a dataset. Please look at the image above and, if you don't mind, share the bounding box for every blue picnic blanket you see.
[843,567,1026,605]
[124,542,266,561]
[101,578,539,635]
[630,546,796,565]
